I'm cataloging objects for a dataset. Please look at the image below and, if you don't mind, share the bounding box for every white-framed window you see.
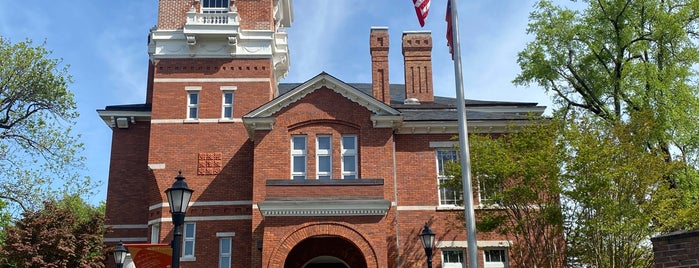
[216,232,235,268]
[202,0,229,13]
[478,175,503,206]
[437,149,462,206]
[219,237,232,268]
[185,86,201,120]
[150,224,160,244]
[442,249,465,268]
[221,86,235,119]
[183,222,196,259]
[484,249,508,268]
[291,135,307,180]
[316,135,332,179]
[341,135,357,179]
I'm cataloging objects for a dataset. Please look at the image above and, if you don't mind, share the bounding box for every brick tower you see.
[100,0,292,267]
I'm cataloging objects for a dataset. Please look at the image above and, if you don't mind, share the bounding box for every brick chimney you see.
[370,27,391,105]
[402,31,434,103]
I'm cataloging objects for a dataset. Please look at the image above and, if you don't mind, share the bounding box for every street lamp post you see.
[113,241,128,268]
[420,224,436,268]
[165,171,194,268]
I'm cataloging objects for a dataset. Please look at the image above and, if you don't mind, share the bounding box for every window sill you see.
[180,256,196,262]
[183,119,199,124]
[437,205,464,211]
[476,204,504,210]
[218,118,242,123]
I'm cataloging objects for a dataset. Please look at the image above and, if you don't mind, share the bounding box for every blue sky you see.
[0,0,554,204]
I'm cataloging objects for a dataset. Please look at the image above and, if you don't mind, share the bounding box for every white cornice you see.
[96,110,151,128]
[371,115,403,128]
[396,120,533,134]
[258,199,391,217]
[149,26,290,84]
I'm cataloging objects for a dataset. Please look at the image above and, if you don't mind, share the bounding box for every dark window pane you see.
[342,136,355,150]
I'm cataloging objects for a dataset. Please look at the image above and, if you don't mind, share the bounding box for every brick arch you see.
[267,222,379,268]
[288,119,360,132]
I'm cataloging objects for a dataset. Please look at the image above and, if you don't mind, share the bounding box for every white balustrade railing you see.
[186,12,238,25]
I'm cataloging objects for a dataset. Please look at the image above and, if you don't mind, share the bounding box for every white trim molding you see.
[258,199,391,217]
[397,206,436,211]
[216,232,236,237]
[151,118,243,124]
[148,163,166,170]
[154,78,271,83]
[104,237,149,243]
[148,215,252,225]
[149,200,253,211]
[436,240,512,248]
[429,141,458,148]
[106,224,148,229]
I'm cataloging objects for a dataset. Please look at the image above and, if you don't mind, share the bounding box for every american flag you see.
[446,0,454,59]
[412,0,430,27]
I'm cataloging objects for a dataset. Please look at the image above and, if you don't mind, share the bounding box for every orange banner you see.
[124,244,172,268]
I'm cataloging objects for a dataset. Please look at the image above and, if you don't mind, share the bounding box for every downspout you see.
[392,132,401,266]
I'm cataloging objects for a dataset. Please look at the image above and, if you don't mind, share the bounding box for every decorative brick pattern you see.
[371,28,390,105]
[402,32,434,103]
[197,152,222,175]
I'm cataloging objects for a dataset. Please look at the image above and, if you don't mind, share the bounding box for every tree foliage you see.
[0,37,95,214]
[560,114,678,267]
[443,121,565,267]
[510,0,699,266]
[444,121,565,268]
[0,195,106,268]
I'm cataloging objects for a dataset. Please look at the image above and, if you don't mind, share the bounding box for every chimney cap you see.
[403,30,431,35]
[371,26,389,31]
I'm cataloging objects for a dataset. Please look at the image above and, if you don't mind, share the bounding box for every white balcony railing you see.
[186,12,239,26]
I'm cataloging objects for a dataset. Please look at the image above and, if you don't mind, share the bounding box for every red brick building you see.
[98,1,545,267]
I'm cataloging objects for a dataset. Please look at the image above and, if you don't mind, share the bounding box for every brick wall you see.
[104,122,151,237]
[652,230,699,268]
[157,0,194,30]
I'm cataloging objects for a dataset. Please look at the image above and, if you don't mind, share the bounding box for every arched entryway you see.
[284,236,367,268]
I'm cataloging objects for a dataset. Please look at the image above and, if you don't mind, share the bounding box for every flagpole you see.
[448,0,479,267]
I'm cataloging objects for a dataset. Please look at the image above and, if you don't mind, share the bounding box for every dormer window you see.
[202,0,229,14]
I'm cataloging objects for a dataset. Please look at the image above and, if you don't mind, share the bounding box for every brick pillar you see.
[370,27,391,105]
[402,31,434,103]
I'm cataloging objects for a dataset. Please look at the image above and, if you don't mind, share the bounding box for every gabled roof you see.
[245,72,400,118]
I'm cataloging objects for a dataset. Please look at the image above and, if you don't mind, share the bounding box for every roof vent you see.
[404,98,421,105]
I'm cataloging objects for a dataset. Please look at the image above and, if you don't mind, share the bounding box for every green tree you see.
[0,195,106,267]
[560,114,677,267]
[513,0,699,265]
[514,0,699,188]
[0,37,95,214]
[443,120,565,268]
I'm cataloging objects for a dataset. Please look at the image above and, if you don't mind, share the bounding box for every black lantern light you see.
[419,224,436,268]
[165,171,194,268]
[113,241,128,268]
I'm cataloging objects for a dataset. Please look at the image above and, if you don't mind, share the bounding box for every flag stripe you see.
[412,0,430,27]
